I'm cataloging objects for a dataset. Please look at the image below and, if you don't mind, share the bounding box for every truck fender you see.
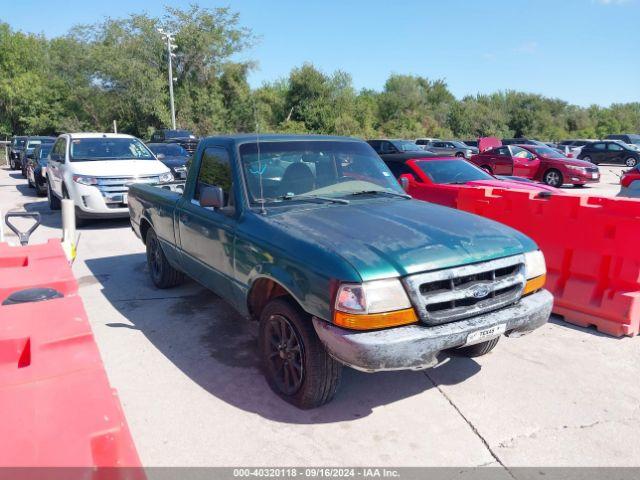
[245,266,311,321]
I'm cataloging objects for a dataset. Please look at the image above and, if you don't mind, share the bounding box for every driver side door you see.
[47,138,67,196]
[177,146,238,299]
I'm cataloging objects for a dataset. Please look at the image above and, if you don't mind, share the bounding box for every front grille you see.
[586,167,599,173]
[402,255,526,326]
[92,175,161,203]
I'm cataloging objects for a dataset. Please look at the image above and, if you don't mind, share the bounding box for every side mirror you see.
[200,185,224,208]
[399,174,413,191]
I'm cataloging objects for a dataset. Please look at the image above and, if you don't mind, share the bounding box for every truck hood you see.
[267,199,536,281]
[67,159,170,177]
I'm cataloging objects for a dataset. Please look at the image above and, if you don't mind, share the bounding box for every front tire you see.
[582,155,593,164]
[625,157,637,168]
[259,298,342,409]
[455,152,465,158]
[456,337,500,357]
[481,165,493,174]
[543,169,563,187]
[145,228,184,288]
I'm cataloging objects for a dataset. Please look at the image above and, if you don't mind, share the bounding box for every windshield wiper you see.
[347,190,411,199]
[278,194,350,204]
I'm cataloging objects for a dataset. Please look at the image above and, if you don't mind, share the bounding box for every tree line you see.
[1,5,638,141]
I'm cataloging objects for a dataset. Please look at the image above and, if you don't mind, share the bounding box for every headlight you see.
[567,165,586,173]
[523,250,546,295]
[159,172,174,183]
[334,278,417,330]
[72,175,98,186]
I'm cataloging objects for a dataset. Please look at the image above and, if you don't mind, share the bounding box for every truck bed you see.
[128,182,184,246]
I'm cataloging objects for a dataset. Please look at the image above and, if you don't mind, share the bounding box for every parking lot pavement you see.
[2,165,640,469]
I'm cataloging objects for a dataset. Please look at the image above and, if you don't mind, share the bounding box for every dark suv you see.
[578,140,640,167]
[20,136,56,177]
[606,134,640,149]
[9,136,27,170]
[150,129,199,155]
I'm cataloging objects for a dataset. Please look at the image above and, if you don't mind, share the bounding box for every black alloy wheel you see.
[264,314,304,396]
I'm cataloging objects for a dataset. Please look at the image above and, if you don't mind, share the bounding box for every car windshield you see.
[165,130,193,139]
[15,138,26,147]
[531,146,566,159]
[415,159,492,184]
[70,137,154,162]
[149,144,189,156]
[392,140,424,152]
[239,140,404,205]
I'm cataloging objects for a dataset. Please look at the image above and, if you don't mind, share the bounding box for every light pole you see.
[157,28,177,130]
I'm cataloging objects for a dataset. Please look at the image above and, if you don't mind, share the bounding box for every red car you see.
[383,157,558,208]
[469,144,600,187]
[619,167,640,198]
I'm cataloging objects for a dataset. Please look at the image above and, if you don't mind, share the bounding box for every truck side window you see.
[195,147,234,211]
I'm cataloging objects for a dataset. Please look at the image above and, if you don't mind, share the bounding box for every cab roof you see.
[201,133,363,146]
[66,132,137,139]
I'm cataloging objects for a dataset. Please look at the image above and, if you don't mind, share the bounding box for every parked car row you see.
[368,137,601,188]
[8,130,197,227]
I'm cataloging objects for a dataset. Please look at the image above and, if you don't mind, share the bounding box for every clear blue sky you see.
[3,0,639,106]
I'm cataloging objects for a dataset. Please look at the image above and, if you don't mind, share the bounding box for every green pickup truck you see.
[128,134,552,409]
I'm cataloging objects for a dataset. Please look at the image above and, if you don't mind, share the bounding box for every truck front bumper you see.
[312,289,553,372]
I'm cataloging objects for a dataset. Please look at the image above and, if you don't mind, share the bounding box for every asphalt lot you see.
[1,164,639,469]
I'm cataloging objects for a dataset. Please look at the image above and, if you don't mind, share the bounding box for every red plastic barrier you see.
[0,240,143,470]
[455,187,640,337]
[0,239,78,299]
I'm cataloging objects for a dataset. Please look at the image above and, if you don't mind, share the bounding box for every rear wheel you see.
[259,298,342,409]
[625,157,637,168]
[145,228,184,288]
[9,157,16,170]
[543,169,563,187]
[582,155,593,164]
[456,337,500,357]
[481,165,492,174]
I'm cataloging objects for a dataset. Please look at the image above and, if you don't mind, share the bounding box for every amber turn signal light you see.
[333,308,418,331]
[524,274,546,296]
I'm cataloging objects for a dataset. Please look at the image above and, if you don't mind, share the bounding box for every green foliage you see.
[0,7,638,142]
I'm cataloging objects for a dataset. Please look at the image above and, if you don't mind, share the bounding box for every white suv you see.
[46,133,173,226]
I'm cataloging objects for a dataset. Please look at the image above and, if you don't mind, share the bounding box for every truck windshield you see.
[70,138,154,162]
[239,141,404,205]
[415,159,493,184]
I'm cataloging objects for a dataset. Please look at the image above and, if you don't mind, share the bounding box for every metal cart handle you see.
[5,212,41,246]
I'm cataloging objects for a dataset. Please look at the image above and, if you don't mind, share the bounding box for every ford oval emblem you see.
[470,284,490,299]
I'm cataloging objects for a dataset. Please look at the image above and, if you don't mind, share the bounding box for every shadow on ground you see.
[85,252,481,424]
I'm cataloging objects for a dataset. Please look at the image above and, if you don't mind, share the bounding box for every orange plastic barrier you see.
[455,187,640,337]
[0,240,143,471]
